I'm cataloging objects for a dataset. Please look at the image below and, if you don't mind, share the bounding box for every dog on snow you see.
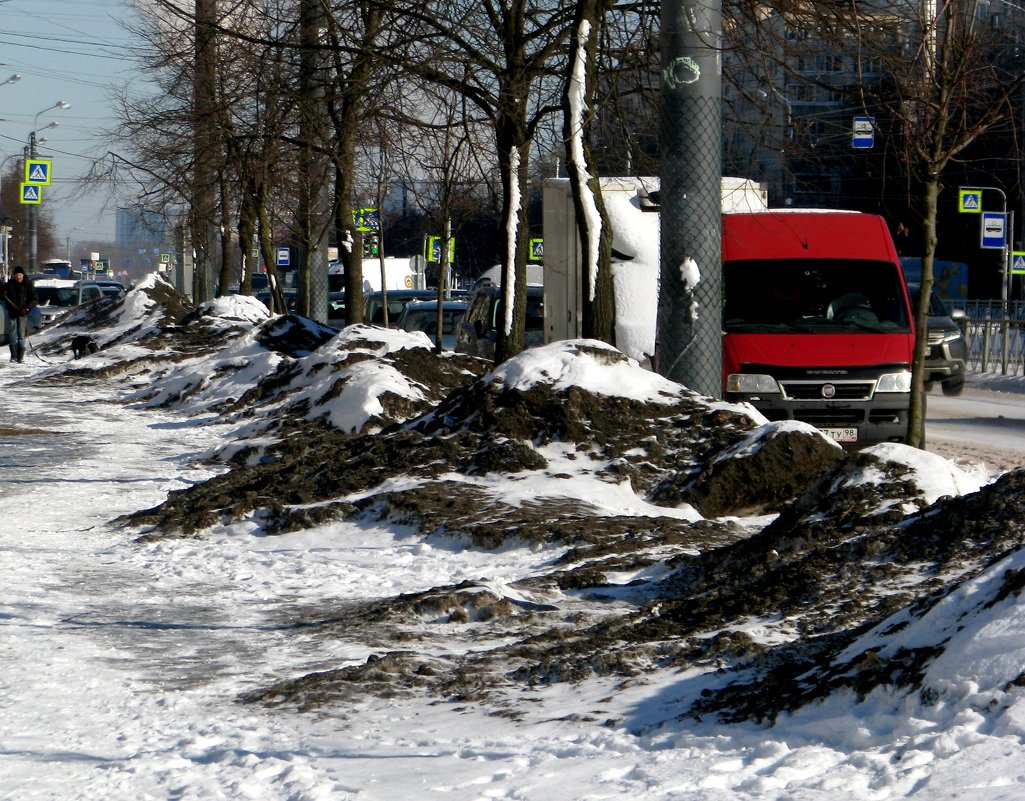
[70,335,99,359]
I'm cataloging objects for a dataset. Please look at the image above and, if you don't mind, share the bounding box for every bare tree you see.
[783,0,1025,446]
[562,0,617,344]
[391,0,573,361]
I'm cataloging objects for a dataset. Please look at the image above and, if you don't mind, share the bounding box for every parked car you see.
[327,291,346,327]
[94,280,127,300]
[455,284,545,360]
[396,299,468,350]
[32,279,105,326]
[363,289,438,328]
[254,288,299,315]
[908,282,968,396]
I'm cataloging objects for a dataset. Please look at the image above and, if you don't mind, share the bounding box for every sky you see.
[0,0,141,244]
[4,279,1025,799]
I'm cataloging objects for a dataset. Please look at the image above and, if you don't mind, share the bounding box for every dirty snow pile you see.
[2,272,1025,800]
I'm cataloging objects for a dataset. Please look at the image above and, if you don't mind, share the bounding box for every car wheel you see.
[923,380,934,393]
[941,376,965,396]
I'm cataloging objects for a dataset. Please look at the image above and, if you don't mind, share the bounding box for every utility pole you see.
[28,102,70,273]
[192,0,218,303]
[297,0,331,323]
[657,0,723,396]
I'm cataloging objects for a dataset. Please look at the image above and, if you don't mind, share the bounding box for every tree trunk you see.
[494,127,529,363]
[563,4,616,345]
[192,0,219,303]
[217,174,233,297]
[906,172,939,449]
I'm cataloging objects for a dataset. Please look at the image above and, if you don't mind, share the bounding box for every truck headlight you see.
[876,370,912,393]
[726,373,779,393]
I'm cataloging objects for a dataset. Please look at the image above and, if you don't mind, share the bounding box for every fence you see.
[957,300,1025,376]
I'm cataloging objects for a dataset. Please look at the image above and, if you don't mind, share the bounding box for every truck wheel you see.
[941,376,965,396]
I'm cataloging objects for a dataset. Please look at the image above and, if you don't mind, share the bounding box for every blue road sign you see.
[852,116,875,149]
[19,183,41,204]
[25,159,52,185]
[276,247,291,267]
[981,212,1007,250]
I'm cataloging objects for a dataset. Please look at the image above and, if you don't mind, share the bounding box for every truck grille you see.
[794,408,864,425]
[779,381,875,401]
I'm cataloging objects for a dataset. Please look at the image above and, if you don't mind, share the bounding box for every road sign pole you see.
[962,185,1009,319]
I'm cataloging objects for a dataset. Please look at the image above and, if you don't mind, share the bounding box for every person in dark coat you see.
[2,266,38,363]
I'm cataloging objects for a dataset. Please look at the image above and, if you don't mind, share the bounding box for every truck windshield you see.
[723,259,911,333]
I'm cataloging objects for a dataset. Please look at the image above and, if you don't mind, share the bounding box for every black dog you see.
[71,335,99,359]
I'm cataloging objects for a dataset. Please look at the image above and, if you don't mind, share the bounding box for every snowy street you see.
[6,304,1025,801]
[0,359,660,801]
[0,367,340,798]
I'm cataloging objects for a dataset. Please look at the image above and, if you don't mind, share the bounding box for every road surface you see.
[927,379,1025,473]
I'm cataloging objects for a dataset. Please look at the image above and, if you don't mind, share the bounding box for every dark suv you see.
[908,283,968,396]
[455,284,544,360]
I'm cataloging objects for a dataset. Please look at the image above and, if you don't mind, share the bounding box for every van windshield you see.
[36,287,79,307]
[723,259,911,333]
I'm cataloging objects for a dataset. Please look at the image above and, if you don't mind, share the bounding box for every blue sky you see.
[0,0,141,242]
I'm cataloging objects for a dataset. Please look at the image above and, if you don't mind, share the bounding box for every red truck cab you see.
[722,210,915,445]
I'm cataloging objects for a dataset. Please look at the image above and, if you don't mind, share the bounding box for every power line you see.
[0,32,139,61]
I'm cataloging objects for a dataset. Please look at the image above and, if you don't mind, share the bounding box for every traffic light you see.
[363,235,380,257]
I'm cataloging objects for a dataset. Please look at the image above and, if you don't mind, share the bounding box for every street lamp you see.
[1,74,20,86]
[0,152,22,276]
[28,101,70,272]
[66,226,84,262]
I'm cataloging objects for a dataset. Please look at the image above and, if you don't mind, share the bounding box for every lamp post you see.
[28,101,70,273]
[0,151,24,277]
[1,74,20,86]
[66,226,84,263]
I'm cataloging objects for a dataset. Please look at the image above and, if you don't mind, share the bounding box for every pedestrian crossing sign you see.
[1013,252,1025,275]
[19,183,42,204]
[24,158,52,186]
[958,189,982,213]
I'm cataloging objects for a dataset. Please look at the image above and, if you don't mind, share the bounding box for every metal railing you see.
[955,300,1025,376]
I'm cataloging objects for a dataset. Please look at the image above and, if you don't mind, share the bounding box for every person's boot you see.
[9,344,16,362]
[16,344,25,363]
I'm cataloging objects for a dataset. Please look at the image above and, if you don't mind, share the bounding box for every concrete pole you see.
[28,134,37,273]
[657,0,723,397]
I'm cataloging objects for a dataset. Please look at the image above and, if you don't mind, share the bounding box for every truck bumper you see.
[728,393,910,444]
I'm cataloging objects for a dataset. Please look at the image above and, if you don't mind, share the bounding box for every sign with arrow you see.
[24,159,52,186]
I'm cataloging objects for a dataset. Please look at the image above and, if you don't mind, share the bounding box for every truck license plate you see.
[821,427,858,443]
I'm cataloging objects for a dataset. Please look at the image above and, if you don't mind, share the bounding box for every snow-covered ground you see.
[4,301,1025,799]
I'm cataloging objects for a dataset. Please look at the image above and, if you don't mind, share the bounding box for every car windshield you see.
[723,259,911,333]
[492,294,545,332]
[401,307,464,335]
[908,286,949,318]
[36,287,79,307]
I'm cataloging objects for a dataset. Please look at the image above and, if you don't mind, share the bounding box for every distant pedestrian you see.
[2,266,38,363]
